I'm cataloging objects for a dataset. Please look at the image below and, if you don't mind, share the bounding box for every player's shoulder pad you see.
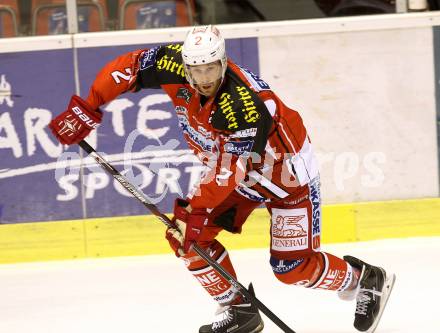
[211,67,270,132]
[155,43,186,82]
[138,43,186,87]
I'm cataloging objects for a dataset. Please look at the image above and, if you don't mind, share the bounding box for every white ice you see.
[0,237,439,333]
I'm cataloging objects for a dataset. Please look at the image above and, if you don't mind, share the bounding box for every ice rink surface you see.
[0,237,439,333]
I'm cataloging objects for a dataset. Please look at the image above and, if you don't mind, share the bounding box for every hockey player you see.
[49,25,395,333]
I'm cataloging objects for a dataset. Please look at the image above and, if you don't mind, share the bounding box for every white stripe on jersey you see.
[265,141,279,160]
[278,121,297,153]
[309,252,329,289]
[285,137,319,186]
[264,99,277,117]
[236,157,247,173]
[248,170,290,198]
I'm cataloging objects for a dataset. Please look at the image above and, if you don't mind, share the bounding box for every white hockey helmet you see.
[182,25,227,88]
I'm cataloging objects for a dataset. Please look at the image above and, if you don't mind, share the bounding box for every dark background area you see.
[3,0,438,37]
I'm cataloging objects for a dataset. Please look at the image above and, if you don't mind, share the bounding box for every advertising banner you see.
[0,49,81,223]
[0,38,259,223]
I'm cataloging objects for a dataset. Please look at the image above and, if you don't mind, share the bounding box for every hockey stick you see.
[78,139,296,333]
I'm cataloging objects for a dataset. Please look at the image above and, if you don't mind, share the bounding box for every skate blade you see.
[366,273,396,333]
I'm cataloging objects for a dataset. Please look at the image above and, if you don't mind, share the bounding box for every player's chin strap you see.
[78,139,296,333]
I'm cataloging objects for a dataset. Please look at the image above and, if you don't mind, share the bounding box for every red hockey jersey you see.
[86,43,319,209]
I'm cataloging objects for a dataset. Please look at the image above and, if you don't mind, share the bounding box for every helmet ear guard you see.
[182,25,227,88]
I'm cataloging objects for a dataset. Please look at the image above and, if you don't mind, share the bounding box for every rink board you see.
[1,197,439,264]
[1,12,440,224]
[2,13,440,264]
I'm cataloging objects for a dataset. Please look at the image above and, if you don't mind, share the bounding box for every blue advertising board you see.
[0,38,259,223]
[0,48,82,223]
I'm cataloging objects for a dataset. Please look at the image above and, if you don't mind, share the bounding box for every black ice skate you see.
[199,284,264,333]
[344,256,396,333]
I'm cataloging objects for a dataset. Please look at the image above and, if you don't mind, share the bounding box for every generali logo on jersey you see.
[272,208,309,252]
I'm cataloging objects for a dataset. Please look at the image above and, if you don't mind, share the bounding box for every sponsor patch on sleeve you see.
[140,46,160,70]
